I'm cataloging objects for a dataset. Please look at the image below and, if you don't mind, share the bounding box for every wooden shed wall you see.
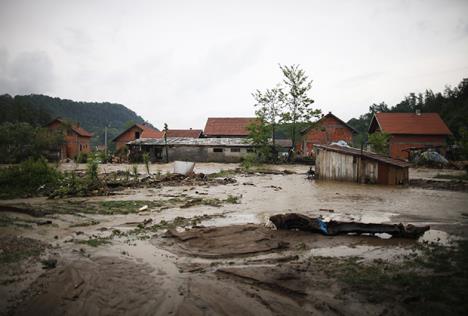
[316,148,408,185]
[316,149,357,181]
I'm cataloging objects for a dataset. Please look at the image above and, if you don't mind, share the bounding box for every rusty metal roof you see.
[315,144,411,168]
[204,117,257,136]
[128,137,253,147]
[370,112,452,135]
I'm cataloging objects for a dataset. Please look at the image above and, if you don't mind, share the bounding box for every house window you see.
[213,148,223,153]
[247,148,254,153]
[135,131,140,139]
[79,144,83,151]
[230,148,240,152]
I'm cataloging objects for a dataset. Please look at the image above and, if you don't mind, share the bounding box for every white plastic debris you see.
[173,161,195,175]
[138,205,148,211]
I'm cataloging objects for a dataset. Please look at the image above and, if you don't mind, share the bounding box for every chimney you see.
[76,122,80,127]
[415,109,421,116]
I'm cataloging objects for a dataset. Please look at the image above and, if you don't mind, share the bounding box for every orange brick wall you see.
[389,135,447,160]
[47,121,91,158]
[300,116,354,156]
[114,126,143,150]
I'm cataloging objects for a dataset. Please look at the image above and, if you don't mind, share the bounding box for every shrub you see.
[76,152,88,163]
[240,153,258,170]
[0,157,61,199]
[86,156,100,186]
[143,152,150,174]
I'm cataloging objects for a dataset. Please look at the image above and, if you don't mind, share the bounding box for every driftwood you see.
[269,213,430,239]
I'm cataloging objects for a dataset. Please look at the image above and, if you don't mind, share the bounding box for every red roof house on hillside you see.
[299,112,357,156]
[204,117,257,138]
[113,123,163,150]
[46,117,93,159]
[368,112,452,160]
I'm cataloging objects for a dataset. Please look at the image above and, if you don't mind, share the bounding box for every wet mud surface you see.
[1,163,467,315]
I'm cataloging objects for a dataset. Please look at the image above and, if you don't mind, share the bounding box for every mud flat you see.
[1,163,468,315]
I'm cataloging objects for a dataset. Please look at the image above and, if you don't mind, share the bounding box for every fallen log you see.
[269,213,429,239]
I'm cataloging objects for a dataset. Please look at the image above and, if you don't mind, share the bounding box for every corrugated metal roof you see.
[371,112,452,135]
[315,144,411,168]
[204,117,257,136]
[128,137,254,147]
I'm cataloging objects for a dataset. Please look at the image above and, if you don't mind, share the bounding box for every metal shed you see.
[314,145,411,185]
[127,137,255,163]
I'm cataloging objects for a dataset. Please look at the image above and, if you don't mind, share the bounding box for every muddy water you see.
[1,164,468,315]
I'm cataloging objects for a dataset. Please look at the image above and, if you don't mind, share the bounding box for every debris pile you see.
[269,213,430,238]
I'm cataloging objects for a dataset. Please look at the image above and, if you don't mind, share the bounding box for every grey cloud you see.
[0,49,55,95]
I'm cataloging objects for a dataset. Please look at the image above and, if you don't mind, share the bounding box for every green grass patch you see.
[0,158,61,199]
[325,241,468,315]
[434,173,468,181]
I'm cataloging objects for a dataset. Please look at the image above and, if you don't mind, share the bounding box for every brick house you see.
[368,112,452,160]
[204,117,257,138]
[299,112,357,156]
[45,117,93,159]
[113,123,163,151]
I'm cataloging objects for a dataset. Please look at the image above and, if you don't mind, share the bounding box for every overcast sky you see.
[1,0,467,129]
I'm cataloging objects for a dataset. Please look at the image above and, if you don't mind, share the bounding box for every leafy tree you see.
[279,64,321,148]
[247,119,272,162]
[0,122,65,163]
[252,87,284,147]
[368,132,391,155]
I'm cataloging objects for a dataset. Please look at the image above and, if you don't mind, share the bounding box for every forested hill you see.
[0,94,147,146]
[346,78,468,146]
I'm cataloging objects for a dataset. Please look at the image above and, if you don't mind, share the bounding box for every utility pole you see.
[163,123,169,163]
[104,126,108,158]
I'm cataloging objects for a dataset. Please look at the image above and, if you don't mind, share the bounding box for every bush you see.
[0,158,61,199]
[143,152,150,174]
[76,152,88,163]
[240,153,258,170]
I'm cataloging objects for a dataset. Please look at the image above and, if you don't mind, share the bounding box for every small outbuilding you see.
[314,144,411,185]
[127,137,255,163]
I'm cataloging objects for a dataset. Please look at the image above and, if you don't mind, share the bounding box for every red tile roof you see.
[204,117,257,136]
[371,113,452,135]
[166,129,203,138]
[135,124,164,138]
[113,123,162,141]
[46,117,93,137]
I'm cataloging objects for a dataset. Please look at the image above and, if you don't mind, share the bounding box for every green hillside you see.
[0,94,148,147]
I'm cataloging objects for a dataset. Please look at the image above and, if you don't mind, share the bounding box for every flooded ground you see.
[1,163,467,315]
